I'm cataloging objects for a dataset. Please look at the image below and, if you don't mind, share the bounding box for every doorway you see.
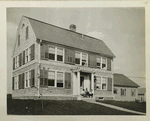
[80,74,90,94]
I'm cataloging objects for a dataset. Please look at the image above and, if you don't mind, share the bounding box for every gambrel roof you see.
[114,73,140,88]
[24,16,115,58]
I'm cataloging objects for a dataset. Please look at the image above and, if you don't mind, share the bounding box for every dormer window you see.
[18,34,20,46]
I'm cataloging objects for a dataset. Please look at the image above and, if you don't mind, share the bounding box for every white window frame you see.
[56,47,64,62]
[81,52,88,66]
[48,46,64,63]
[25,71,30,88]
[96,57,101,69]
[101,77,107,90]
[14,76,19,90]
[56,71,64,88]
[75,51,81,65]
[48,70,55,87]
[102,57,107,70]
[75,51,88,66]
[95,76,101,90]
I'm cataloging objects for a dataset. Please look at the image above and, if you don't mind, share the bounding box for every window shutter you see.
[19,53,22,67]
[23,51,25,65]
[31,44,35,60]
[45,45,49,59]
[107,58,111,71]
[19,74,22,89]
[88,54,96,68]
[65,72,71,89]
[31,69,35,87]
[65,49,75,64]
[44,69,48,86]
[22,73,24,89]
[13,58,15,70]
[107,77,112,91]
[12,77,14,90]
[41,44,45,59]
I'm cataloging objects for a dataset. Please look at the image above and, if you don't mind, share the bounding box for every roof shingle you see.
[25,16,115,58]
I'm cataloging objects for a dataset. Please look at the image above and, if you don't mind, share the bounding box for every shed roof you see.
[138,88,146,95]
[114,73,140,88]
[24,16,115,58]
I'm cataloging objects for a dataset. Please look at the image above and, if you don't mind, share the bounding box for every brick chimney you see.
[69,24,76,32]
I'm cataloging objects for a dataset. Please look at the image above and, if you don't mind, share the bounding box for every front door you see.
[80,75,90,94]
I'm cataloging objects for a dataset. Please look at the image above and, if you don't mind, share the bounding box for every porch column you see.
[91,73,94,94]
[77,71,80,95]
[73,72,77,95]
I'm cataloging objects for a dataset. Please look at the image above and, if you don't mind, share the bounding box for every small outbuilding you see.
[113,73,140,101]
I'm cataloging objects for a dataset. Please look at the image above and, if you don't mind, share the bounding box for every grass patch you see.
[96,100,146,113]
[7,98,141,115]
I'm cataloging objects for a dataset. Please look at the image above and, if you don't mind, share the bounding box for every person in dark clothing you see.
[89,89,93,98]
[85,88,90,97]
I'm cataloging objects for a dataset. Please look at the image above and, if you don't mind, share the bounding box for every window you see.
[15,56,17,68]
[14,76,18,90]
[25,49,28,63]
[97,57,101,68]
[25,72,29,88]
[57,72,63,87]
[49,46,55,60]
[114,88,118,94]
[121,89,126,96]
[75,52,80,64]
[96,76,101,89]
[131,89,136,96]
[102,77,107,90]
[57,48,63,62]
[26,26,29,40]
[17,55,19,68]
[102,57,107,69]
[18,35,20,46]
[48,71,55,86]
[82,53,88,66]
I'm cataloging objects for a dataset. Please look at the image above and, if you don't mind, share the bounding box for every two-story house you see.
[12,16,115,100]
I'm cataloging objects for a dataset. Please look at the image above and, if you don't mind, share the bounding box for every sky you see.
[7,7,145,94]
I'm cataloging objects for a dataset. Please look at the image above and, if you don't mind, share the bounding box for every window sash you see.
[57,72,63,80]
[102,57,106,64]
[97,57,101,63]
[75,52,80,58]
[48,71,55,79]
[49,46,55,54]
[57,48,63,55]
